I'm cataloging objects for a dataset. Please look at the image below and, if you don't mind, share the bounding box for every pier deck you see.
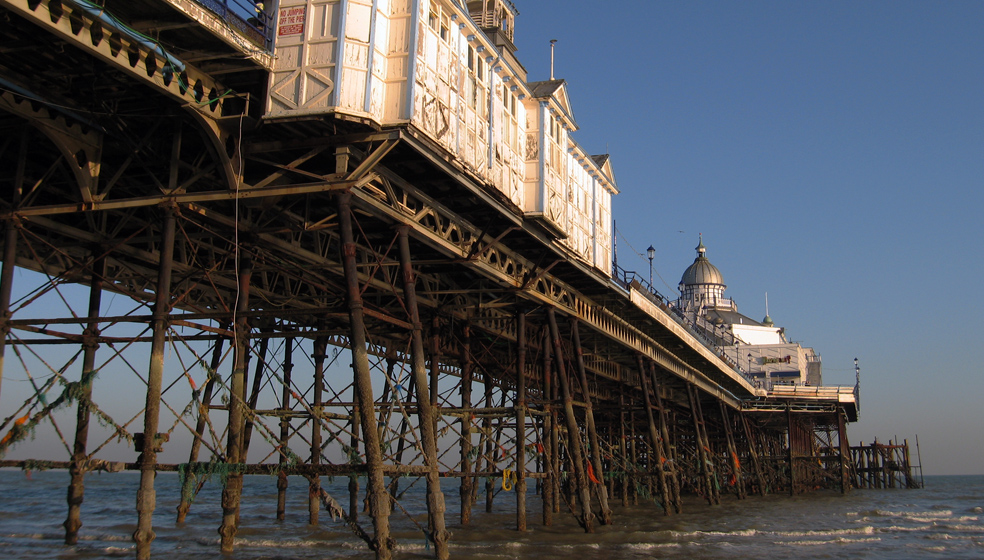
[0,0,898,558]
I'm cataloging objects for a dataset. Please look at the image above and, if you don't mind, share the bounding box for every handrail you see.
[614,263,758,386]
[194,0,275,50]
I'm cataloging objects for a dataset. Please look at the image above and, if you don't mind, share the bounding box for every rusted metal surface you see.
[64,255,104,544]
[134,209,176,559]
[0,1,900,558]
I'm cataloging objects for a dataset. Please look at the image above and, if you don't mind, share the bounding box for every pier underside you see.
[0,1,870,558]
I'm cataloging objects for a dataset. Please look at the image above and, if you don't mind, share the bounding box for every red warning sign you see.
[278,6,306,37]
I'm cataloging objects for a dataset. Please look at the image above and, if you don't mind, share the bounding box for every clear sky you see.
[512,1,984,475]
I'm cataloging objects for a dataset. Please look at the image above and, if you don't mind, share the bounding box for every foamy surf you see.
[2,472,983,559]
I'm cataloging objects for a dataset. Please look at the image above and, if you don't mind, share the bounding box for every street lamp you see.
[647,245,655,287]
[854,357,861,411]
[747,352,752,374]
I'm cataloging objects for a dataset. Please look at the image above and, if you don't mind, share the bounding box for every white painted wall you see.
[267,0,616,276]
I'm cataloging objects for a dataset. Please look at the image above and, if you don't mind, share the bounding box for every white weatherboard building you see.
[267,0,616,274]
[673,236,822,388]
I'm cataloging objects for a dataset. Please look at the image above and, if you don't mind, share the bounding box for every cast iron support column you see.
[277,335,294,521]
[740,412,767,496]
[636,356,671,515]
[618,390,629,507]
[546,308,593,532]
[649,364,682,513]
[687,384,718,506]
[64,254,105,544]
[838,410,851,494]
[719,402,745,499]
[134,207,176,559]
[219,255,252,552]
[541,326,554,526]
[348,371,361,523]
[0,132,26,403]
[515,310,527,531]
[397,225,450,558]
[0,215,16,403]
[309,335,327,525]
[787,404,796,496]
[459,321,474,525]
[571,319,611,525]
[482,375,495,513]
[338,191,392,559]
[629,403,639,505]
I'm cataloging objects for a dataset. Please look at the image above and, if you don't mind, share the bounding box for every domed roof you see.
[680,236,725,286]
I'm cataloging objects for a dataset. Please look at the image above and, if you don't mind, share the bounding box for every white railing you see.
[768,384,855,398]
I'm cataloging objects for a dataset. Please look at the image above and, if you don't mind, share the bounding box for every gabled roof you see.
[590,154,618,192]
[527,79,576,126]
[528,79,563,97]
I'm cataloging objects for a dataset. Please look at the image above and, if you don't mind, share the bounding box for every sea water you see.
[0,470,981,559]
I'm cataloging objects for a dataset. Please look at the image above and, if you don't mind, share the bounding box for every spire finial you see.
[696,233,706,256]
[550,39,558,80]
[763,292,774,326]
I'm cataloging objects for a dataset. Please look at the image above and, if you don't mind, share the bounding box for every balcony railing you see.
[613,263,756,386]
[194,0,275,50]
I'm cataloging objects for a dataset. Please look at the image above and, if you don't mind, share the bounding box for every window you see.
[502,85,519,152]
[547,116,563,170]
[466,44,488,119]
[429,3,452,43]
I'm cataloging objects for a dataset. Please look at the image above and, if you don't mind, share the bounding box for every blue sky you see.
[513,0,983,475]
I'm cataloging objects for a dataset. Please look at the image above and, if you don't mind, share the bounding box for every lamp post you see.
[854,357,860,412]
[647,245,655,288]
[747,353,752,375]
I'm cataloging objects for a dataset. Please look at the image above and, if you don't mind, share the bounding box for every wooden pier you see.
[851,440,923,490]
[0,0,909,558]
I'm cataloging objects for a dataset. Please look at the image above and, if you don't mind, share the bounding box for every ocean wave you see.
[617,542,683,550]
[926,533,981,541]
[234,537,369,549]
[906,515,979,523]
[880,524,935,533]
[937,524,984,533]
[669,529,758,538]
[773,537,882,546]
[910,545,948,552]
[874,509,953,519]
[772,526,875,537]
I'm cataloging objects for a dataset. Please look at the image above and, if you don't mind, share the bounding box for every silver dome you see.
[679,237,725,287]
